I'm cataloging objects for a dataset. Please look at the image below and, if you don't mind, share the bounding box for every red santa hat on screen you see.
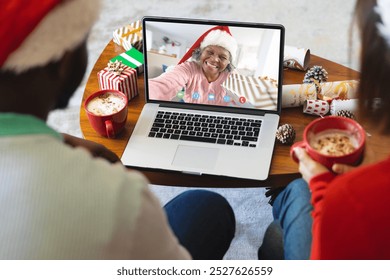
[0,0,100,73]
[178,26,238,65]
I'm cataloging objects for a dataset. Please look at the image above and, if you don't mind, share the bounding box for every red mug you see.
[84,89,128,138]
[290,116,366,169]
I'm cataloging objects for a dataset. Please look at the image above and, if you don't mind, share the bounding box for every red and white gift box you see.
[303,99,330,116]
[97,65,138,102]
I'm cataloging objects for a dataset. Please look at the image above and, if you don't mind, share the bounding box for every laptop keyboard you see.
[148,111,261,147]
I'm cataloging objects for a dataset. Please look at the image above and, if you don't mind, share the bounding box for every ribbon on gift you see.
[122,26,142,38]
[221,73,278,110]
[317,80,358,101]
[283,45,311,71]
[107,60,125,75]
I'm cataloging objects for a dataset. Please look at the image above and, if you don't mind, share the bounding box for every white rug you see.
[47,0,357,259]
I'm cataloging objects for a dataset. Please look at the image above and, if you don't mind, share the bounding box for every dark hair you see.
[355,0,390,133]
[191,47,235,72]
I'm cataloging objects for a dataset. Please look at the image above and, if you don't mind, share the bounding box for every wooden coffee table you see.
[80,40,389,188]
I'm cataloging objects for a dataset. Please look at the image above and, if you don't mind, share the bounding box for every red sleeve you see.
[309,159,390,259]
[309,172,337,211]
[308,172,336,259]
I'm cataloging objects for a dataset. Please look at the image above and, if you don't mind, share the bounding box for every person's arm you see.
[293,147,363,259]
[148,63,192,101]
[293,147,330,182]
[310,161,390,259]
[293,148,334,218]
[62,133,121,163]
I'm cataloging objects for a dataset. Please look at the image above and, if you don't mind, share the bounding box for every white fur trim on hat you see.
[2,0,100,73]
[200,29,238,63]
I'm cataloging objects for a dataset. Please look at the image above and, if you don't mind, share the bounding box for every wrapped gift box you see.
[282,80,359,108]
[330,98,359,115]
[282,83,317,108]
[110,48,144,74]
[283,45,311,71]
[316,80,358,101]
[303,99,330,116]
[98,62,138,102]
[113,20,142,51]
[222,73,278,110]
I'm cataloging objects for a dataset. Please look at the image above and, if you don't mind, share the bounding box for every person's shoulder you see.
[178,61,200,71]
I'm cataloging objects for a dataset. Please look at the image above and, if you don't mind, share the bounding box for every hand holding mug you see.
[290,116,366,170]
[331,163,357,174]
[293,147,329,182]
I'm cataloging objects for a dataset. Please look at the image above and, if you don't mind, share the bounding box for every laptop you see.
[121,16,285,180]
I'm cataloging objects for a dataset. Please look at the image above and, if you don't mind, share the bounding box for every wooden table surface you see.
[80,40,389,188]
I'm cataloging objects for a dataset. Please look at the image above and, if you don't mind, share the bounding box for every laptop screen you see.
[142,17,285,115]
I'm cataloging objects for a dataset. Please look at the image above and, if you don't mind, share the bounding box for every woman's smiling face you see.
[200,45,231,77]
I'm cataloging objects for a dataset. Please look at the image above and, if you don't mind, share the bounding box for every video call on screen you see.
[144,20,282,112]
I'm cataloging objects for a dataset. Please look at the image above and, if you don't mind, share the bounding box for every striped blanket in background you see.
[222,73,278,110]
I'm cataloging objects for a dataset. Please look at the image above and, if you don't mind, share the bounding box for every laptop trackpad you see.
[172,145,219,170]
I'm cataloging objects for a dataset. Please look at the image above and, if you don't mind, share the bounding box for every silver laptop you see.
[121,16,285,180]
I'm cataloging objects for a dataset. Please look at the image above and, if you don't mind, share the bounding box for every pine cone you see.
[276,124,296,144]
[303,65,328,84]
[335,110,356,120]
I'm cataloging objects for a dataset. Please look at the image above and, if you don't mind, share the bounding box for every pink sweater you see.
[148,61,231,105]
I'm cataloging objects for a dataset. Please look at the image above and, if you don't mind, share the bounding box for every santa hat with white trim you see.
[0,0,100,74]
[178,25,238,65]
